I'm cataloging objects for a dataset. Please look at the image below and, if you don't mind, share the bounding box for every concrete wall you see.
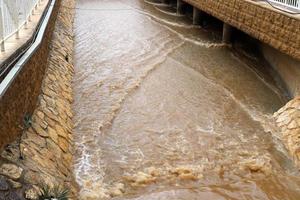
[0,0,60,151]
[261,44,300,98]
[181,0,300,170]
[183,0,300,60]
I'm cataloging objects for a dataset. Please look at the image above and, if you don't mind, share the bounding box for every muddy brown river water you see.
[73,0,300,199]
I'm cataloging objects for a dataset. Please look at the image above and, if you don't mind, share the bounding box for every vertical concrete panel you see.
[193,7,203,25]
[222,23,233,44]
[177,0,185,14]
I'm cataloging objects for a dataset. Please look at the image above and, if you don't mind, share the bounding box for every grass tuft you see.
[39,184,69,200]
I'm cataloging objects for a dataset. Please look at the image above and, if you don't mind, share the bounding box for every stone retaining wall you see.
[0,0,60,152]
[183,0,300,60]
[274,97,300,168]
[0,0,77,199]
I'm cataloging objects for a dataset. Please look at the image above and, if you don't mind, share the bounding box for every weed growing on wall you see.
[39,184,70,200]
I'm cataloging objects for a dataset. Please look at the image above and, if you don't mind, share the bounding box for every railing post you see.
[270,0,300,9]
[0,0,5,52]
[32,6,34,15]
[27,0,32,21]
[14,0,19,39]
[0,0,44,48]
[34,0,39,14]
[22,0,27,28]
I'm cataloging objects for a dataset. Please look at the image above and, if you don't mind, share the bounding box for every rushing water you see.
[72,0,300,199]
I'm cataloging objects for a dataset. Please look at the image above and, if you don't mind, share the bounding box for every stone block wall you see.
[273,97,300,168]
[0,0,77,199]
[0,0,60,151]
[183,0,300,60]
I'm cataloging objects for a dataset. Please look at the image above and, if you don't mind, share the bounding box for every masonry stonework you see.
[273,97,300,168]
[0,0,60,152]
[0,0,77,199]
[184,0,300,60]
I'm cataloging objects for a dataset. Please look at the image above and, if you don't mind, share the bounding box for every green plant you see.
[23,113,32,129]
[18,113,33,159]
[39,184,70,200]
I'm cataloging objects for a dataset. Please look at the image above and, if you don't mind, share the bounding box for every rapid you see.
[72,0,300,199]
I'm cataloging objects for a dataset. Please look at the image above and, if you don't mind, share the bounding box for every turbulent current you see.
[72,0,300,199]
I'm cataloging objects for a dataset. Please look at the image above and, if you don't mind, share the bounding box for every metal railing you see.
[269,0,300,9]
[0,0,41,52]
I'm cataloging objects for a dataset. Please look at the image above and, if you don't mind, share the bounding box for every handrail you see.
[269,0,300,10]
[0,0,41,52]
[0,0,55,97]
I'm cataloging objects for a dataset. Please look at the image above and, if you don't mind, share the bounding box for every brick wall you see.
[184,0,300,60]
